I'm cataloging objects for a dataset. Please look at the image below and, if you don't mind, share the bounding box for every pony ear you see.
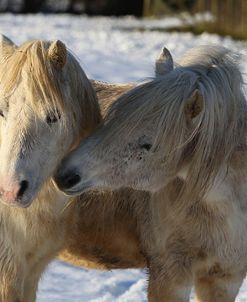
[0,34,16,60]
[155,47,174,76]
[48,40,67,68]
[185,90,203,119]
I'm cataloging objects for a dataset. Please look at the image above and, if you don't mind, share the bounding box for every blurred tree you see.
[3,0,23,12]
[67,0,85,13]
[163,0,196,11]
[0,0,147,15]
[107,0,143,16]
[0,0,8,11]
[22,0,44,12]
[84,0,143,16]
[0,0,45,12]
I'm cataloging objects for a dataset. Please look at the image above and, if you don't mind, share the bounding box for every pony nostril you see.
[65,173,81,189]
[57,172,81,190]
[17,180,29,199]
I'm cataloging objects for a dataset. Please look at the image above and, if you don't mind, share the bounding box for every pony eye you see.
[0,110,5,118]
[140,143,152,151]
[46,111,61,125]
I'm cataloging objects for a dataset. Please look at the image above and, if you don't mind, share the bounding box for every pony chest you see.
[24,212,67,269]
[0,205,66,268]
[184,198,247,267]
[12,201,69,254]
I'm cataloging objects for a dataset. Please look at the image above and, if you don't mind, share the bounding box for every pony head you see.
[55,46,247,202]
[0,35,101,207]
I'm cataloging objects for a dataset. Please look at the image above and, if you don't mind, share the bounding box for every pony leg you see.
[148,277,191,302]
[23,277,40,302]
[0,281,23,302]
[195,272,245,302]
[23,252,60,302]
[23,262,52,302]
[0,269,24,302]
[148,256,192,302]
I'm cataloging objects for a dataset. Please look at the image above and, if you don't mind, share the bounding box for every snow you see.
[38,262,147,302]
[1,13,247,301]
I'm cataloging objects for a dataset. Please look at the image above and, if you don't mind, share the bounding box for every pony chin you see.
[0,197,33,208]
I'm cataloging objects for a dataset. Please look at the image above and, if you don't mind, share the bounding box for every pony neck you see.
[206,150,247,206]
[34,178,70,212]
[176,151,247,210]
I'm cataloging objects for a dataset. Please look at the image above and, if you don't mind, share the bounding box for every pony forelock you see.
[0,40,101,136]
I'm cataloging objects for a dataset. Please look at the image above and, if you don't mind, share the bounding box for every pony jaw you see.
[0,197,33,208]
[60,180,94,196]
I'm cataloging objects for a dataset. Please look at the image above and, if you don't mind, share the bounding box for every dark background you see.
[0,0,196,15]
[0,1,246,40]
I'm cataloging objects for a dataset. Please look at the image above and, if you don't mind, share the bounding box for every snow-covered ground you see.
[1,13,247,301]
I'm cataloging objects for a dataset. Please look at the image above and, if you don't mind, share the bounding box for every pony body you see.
[0,35,154,301]
[0,36,102,301]
[55,46,247,301]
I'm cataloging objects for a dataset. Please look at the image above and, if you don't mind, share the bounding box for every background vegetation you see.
[0,0,245,39]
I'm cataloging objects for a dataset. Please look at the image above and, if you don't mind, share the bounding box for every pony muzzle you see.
[0,180,30,207]
[54,169,81,191]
